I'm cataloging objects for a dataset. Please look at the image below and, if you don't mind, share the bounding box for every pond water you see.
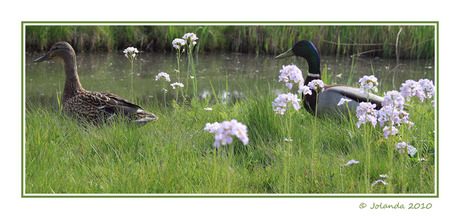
[25,52,434,109]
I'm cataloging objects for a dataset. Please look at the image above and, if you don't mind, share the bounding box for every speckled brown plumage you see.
[34,41,158,124]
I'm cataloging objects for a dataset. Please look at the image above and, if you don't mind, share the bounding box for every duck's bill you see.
[34,53,51,63]
[275,48,294,59]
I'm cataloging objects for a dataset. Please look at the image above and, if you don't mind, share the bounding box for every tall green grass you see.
[25,89,435,194]
[25,25,435,59]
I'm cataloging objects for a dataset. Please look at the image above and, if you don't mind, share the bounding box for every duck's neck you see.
[300,43,322,115]
[61,55,84,101]
[303,73,321,115]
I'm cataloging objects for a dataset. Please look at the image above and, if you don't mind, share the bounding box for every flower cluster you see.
[356,102,378,128]
[170,82,184,89]
[358,75,379,94]
[272,93,301,115]
[378,91,413,139]
[418,79,435,101]
[172,38,186,50]
[395,142,417,157]
[204,119,249,148]
[382,126,398,139]
[355,76,435,140]
[400,79,435,105]
[123,47,139,59]
[204,122,221,133]
[307,79,325,93]
[182,32,199,46]
[278,65,305,91]
[155,72,171,82]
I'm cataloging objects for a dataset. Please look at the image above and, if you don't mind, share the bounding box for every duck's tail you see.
[134,109,158,123]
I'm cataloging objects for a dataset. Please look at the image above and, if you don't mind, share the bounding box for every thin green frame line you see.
[21,21,439,198]
[22,21,438,23]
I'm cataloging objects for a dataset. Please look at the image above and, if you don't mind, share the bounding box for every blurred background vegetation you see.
[25,24,435,59]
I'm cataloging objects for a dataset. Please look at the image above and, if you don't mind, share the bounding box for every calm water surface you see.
[25,52,434,108]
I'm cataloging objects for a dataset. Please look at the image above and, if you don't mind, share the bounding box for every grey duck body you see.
[276,40,384,117]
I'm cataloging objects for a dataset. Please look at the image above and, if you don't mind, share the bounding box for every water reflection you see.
[25,52,434,108]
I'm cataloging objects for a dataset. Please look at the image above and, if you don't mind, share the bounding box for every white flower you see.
[204,122,221,134]
[155,72,171,82]
[170,82,184,89]
[356,102,378,128]
[279,65,305,91]
[345,159,360,166]
[378,90,412,139]
[337,98,352,106]
[417,79,435,102]
[358,75,379,94]
[205,119,249,148]
[400,79,418,101]
[395,142,417,156]
[379,174,389,178]
[172,38,186,50]
[284,138,293,142]
[298,85,312,95]
[307,79,325,93]
[372,179,389,186]
[272,93,301,115]
[382,126,398,139]
[382,90,405,110]
[183,32,199,42]
[123,47,139,59]
[204,107,213,111]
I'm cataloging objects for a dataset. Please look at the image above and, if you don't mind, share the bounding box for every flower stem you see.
[130,60,134,99]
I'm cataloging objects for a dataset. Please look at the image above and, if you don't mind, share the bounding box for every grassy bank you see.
[25,91,435,194]
[25,25,435,59]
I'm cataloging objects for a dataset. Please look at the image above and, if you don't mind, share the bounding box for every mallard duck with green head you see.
[276,40,384,117]
[34,41,158,124]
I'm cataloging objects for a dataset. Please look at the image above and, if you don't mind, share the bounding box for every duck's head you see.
[34,41,76,63]
[276,40,321,74]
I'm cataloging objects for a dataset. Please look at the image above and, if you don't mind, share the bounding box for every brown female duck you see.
[34,41,158,124]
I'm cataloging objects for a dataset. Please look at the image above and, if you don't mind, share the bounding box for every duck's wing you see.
[315,85,384,117]
[96,92,143,112]
[80,91,157,122]
[324,85,384,108]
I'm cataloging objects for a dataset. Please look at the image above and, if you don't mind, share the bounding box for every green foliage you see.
[25,91,435,194]
[25,25,435,59]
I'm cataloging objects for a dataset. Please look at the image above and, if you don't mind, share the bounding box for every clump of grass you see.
[25,73,435,195]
